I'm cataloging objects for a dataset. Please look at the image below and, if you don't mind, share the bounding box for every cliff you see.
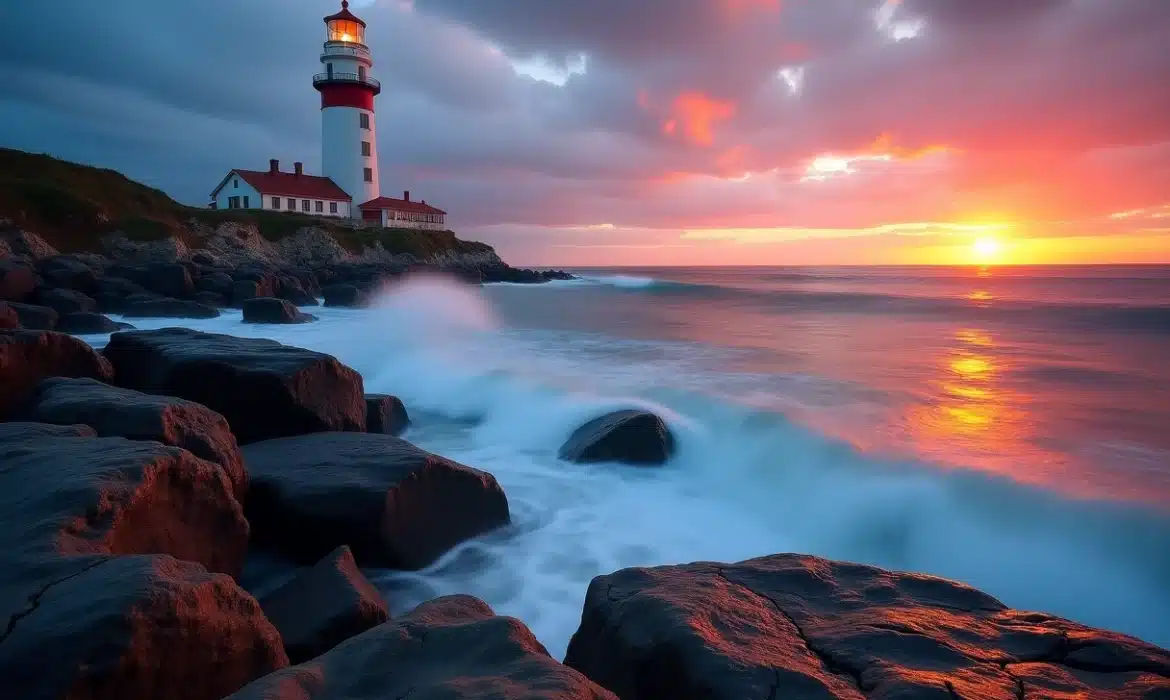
[0,147,507,270]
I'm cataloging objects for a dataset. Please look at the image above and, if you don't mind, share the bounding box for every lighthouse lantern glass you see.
[328,20,364,44]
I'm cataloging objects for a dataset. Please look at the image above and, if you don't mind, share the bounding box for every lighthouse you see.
[314,0,381,211]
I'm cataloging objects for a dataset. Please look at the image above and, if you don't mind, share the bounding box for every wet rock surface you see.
[55,310,122,334]
[242,296,316,324]
[103,327,366,443]
[364,393,410,436]
[258,545,389,663]
[564,554,1170,700]
[225,595,617,700]
[0,329,114,418]
[242,432,510,569]
[558,409,676,465]
[121,297,221,319]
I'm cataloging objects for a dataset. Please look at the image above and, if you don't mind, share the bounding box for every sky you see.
[1,0,1169,266]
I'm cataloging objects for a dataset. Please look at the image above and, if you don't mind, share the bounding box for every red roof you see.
[218,170,351,201]
[324,0,366,27]
[359,196,447,215]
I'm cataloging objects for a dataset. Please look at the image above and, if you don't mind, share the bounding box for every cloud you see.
[0,0,1167,264]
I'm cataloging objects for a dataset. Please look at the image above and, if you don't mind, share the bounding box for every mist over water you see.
[98,267,1170,659]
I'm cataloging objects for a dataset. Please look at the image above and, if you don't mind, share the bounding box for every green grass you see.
[0,147,496,260]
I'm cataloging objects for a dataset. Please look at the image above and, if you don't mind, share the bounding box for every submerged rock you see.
[242,432,510,569]
[558,409,675,465]
[258,545,389,663]
[225,595,616,700]
[0,329,113,418]
[564,553,1170,700]
[103,328,366,443]
[364,393,409,436]
[27,377,248,496]
[242,296,316,324]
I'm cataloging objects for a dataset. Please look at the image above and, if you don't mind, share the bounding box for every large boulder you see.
[110,262,195,298]
[92,275,149,312]
[121,297,221,319]
[196,270,235,296]
[38,254,98,292]
[365,393,409,436]
[225,595,616,700]
[56,310,123,335]
[242,432,510,569]
[194,289,227,307]
[258,545,389,663]
[558,409,675,465]
[35,286,98,315]
[0,554,287,700]
[232,279,263,306]
[242,297,316,324]
[0,329,114,418]
[4,301,57,330]
[27,377,248,496]
[564,554,1170,700]
[0,258,37,302]
[0,301,19,329]
[277,284,319,307]
[102,328,366,443]
[322,283,366,308]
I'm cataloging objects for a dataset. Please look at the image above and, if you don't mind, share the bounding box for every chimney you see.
[403,190,410,202]
[294,162,303,177]
[269,159,279,174]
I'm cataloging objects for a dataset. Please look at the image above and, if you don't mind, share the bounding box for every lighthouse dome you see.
[324,1,366,44]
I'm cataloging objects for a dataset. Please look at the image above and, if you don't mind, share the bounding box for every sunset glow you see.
[972,237,1002,263]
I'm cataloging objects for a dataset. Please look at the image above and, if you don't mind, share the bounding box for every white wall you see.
[212,173,261,211]
[261,194,351,218]
[375,209,446,230]
[322,106,379,210]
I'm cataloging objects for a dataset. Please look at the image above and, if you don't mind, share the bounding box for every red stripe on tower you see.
[319,84,375,111]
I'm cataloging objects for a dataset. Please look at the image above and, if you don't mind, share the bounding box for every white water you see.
[93,275,1170,659]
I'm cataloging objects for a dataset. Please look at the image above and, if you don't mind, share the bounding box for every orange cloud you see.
[724,0,782,17]
[666,92,737,146]
[868,132,954,159]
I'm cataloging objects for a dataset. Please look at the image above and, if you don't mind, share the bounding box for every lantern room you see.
[325,0,367,44]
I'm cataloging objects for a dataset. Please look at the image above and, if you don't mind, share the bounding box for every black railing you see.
[313,72,381,91]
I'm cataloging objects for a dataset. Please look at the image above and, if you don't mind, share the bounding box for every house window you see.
[360,113,370,130]
[329,202,338,214]
[233,179,239,189]
[287,198,296,210]
[271,197,281,209]
[363,168,373,182]
[315,201,324,213]
[361,141,371,157]
[301,199,310,212]
[243,196,250,208]
[228,196,240,209]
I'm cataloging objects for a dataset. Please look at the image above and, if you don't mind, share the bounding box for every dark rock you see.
[0,258,37,302]
[322,283,366,307]
[0,330,114,418]
[0,554,287,700]
[123,291,166,305]
[564,554,1170,700]
[0,421,97,439]
[122,297,221,319]
[92,275,148,312]
[3,301,58,330]
[28,376,248,496]
[278,284,319,307]
[232,279,261,305]
[559,409,675,465]
[111,262,195,298]
[103,328,366,443]
[35,286,97,315]
[193,289,226,307]
[225,595,615,700]
[0,301,19,329]
[258,545,389,663]
[286,268,322,296]
[0,423,249,578]
[242,432,510,569]
[242,297,316,324]
[365,393,409,436]
[196,270,234,296]
[192,251,217,265]
[38,254,98,291]
[56,311,122,334]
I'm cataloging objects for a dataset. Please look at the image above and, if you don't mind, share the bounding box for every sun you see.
[972,237,1002,262]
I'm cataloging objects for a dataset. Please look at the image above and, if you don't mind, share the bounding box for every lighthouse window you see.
[361,141,371,157]
[315,201,324,213]
[363,168,373,183]
[302,199,311,212]
[359,113,370,130]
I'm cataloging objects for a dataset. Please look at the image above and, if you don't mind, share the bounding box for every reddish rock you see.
[225,595,615,700]
[258,545,389,663]
[0,329,114,418]
[0,259,37,302]
[364,393,409,436]
[0,554,288,700]
[242,432,510,569]
[0,301,19,329]
[28,377,248,496]
[565,554,1170,700]
[103,328,365,443]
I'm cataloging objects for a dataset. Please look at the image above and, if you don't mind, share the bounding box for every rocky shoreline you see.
[1,317,1168,698]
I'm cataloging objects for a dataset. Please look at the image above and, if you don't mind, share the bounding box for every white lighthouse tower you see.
[314,1,381,212]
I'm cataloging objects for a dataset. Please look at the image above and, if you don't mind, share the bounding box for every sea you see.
[91,264,1170,658]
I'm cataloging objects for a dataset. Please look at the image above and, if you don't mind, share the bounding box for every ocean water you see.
[91,265,1170,658]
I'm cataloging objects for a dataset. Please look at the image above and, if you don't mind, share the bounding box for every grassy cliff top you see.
[0,147,494,259]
